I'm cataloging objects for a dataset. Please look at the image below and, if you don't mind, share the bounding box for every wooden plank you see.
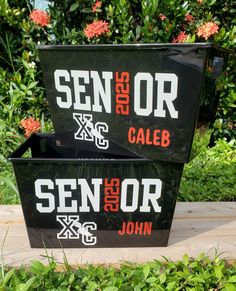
[0,203,236,266]
[0,205,24,223]
[1,202,235,223]
[173,202,236,219]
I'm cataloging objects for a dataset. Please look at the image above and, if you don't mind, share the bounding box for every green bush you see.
[1,253,236,290]
[179,139,236,201]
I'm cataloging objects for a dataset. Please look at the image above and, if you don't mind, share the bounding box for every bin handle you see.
[8,134,36,159]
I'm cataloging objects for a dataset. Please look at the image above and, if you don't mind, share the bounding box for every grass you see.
[0,138,235,204]
[0,253,236,290]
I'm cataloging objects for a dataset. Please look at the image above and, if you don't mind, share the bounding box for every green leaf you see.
[15,283,29,291]
[20,84,26,91]
[103,287,118,291]
[25,277,36,289]
[1,177,18,195]
[82,276,88,283]
[214,265,223,281]
[82,8,92,13]
[183,254,189,266]
[88,281,99,289]
[159,273,166,284]
[146,277,157,284]
[192,276,205,283]
[70,3,79,12]
[224,283,236,291]
[68,273,75,284]
[26,90,32,96]
[209,0,216,5]
[29,261,45,274]
[3,268,15,285]
[28,81,38,89]
[136,26,141,39]
[167,281,176,290]
[228,276,236,283]
[143,265,150,279]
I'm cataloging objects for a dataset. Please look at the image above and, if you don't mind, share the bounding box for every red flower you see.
[20,117,41,138]
[92,1,102,12]
[29,9,50,27]
[185,14,193,22]
[172,31,188,43]
[159,14,167,21]
[84,20,110,39]
[197,22,219,40]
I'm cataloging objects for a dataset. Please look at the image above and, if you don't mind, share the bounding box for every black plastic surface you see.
[10,133,183,248]
[38,43,225,163]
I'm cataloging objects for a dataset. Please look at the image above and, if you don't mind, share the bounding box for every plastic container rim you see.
[37,42,215,51]
[8,134,154,164]
[9,156,153,164]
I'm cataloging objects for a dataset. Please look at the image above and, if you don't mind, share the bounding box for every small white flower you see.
[28,61,36,69]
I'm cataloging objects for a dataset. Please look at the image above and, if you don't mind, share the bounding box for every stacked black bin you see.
[9,44,225,248]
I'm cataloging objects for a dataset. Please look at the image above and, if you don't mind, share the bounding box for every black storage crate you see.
[9,133,183,248]
[9,43,227,248]
[38,43,225,163]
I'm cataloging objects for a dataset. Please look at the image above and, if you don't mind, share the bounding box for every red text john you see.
[118,221,152,235]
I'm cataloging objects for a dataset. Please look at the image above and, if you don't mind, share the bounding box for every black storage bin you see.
[9,43,228,248]
[38,43,226,163]
[9,133,183,248]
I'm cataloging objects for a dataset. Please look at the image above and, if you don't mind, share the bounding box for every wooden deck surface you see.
[0,202,236,266]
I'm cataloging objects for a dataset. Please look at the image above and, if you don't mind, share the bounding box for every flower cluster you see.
[197,22,219,39]
[20,118,41,138]
[92,1,102,13]
[172,31,188,43]
[29,9,50,27]
[84,20,110,39]
[185,14,193,22]
[159,14,167,21]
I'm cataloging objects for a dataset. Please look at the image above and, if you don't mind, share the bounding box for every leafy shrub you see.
[179,139,236,201]
[0,0,52,157]
[0,253,236,290]
[0,155,19,204]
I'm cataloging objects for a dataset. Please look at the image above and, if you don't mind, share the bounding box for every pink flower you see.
[92,1,102,12]
[159,14,167,21]
[84,20,110,39]
[29,9,50,27]
[20,118,41,138]
[197,22,219,39]
[172,31,188,43]
[185,14,193,22]
[197,0,203,3]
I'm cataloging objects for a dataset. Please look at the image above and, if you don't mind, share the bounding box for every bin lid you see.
[38,43,217,163]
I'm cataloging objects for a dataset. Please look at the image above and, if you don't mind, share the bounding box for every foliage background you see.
[0,0,235,203]
[1,253,236,290]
